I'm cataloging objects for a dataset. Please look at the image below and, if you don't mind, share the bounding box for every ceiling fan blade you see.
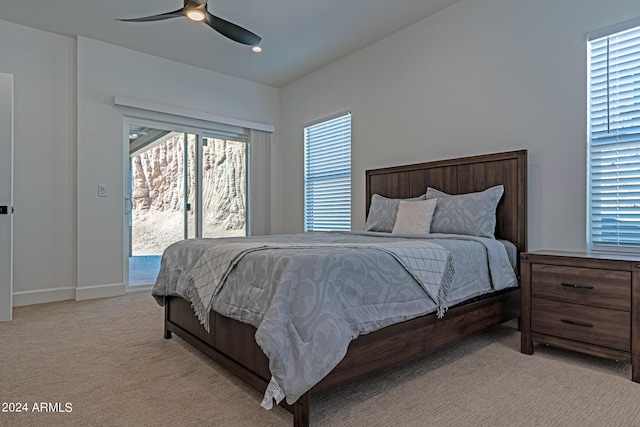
[205,11,261,45]
[117,7,187,22]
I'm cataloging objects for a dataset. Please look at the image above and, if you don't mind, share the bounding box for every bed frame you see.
[163,149,528,426]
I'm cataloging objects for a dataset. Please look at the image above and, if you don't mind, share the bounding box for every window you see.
[588,21,640,252]
[304,111,352,231]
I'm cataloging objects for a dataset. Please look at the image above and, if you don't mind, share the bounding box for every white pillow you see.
[365,194,426,232]
[392,198,437,234]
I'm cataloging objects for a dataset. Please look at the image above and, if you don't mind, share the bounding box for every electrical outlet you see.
[98,184,108,197]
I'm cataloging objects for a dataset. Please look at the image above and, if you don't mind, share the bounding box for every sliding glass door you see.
[126,122,248,288]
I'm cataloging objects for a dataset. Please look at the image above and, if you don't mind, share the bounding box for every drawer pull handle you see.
[561,283,594,290]
[560,318,593,328]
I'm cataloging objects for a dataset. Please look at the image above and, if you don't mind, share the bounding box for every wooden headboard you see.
[365,150,528,254]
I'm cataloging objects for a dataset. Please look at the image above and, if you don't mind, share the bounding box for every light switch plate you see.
[98,184,108,197]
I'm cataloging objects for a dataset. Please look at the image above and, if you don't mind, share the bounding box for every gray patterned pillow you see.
[365,193,426,232]
[426,185,504,238]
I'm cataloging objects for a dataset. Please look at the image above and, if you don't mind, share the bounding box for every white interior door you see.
[0,73,14,322]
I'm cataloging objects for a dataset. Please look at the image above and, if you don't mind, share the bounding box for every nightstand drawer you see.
[531,298,630,352]
[531,264,630,311]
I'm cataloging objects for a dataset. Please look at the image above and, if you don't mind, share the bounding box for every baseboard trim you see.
[13,287,76,307]
[76,283,125,301]
[126,285,153,294]
[13,283,126,307]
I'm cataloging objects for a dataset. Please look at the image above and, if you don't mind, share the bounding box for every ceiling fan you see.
[117,0,261,47]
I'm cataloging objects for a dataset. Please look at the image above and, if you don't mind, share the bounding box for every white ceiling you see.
[0,0,460,87]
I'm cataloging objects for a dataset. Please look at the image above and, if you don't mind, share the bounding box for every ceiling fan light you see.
[186,10,206,22]
[251,46,262,53]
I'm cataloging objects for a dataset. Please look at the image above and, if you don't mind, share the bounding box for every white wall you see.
[0,20,76,304]
[276,0,640,252]
[0,19,279,305]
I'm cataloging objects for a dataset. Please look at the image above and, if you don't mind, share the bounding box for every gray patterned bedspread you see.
[152,231,517,406]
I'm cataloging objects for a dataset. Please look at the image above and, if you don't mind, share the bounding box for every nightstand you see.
[520,250,639,382]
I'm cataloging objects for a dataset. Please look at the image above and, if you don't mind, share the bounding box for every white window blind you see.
[304,112,351,231]
[588,24,640,251]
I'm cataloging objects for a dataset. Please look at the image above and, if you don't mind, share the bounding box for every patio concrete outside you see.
[129,255,161,286]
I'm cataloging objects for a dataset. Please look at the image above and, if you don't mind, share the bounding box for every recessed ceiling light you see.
[251,46,262,53]
[186,10,206,21]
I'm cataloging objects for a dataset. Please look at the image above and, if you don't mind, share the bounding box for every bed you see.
[153,149,528,427]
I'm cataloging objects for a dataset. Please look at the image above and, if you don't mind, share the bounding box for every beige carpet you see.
[1,293,639,427]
